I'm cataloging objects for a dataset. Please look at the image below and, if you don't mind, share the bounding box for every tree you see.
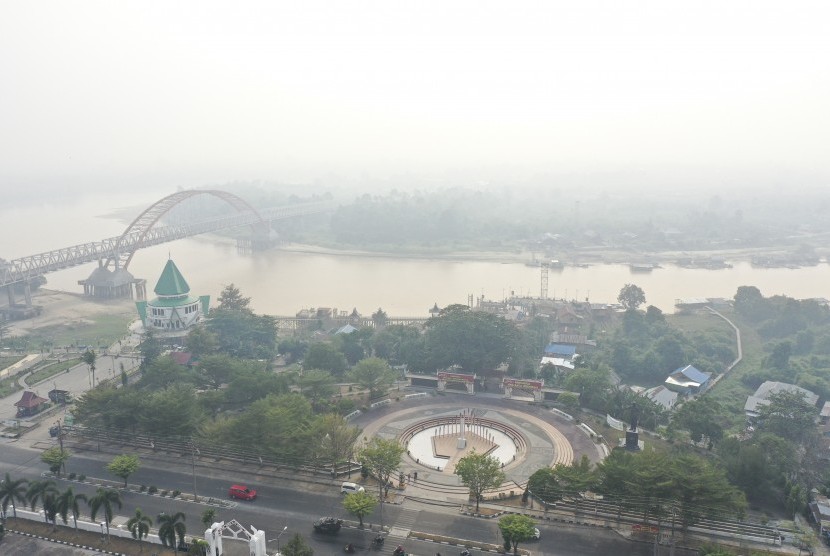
[423,309,519,373]
[217,283,251,312]
[56,486,87,530]
[498,514,536,556]
[282,533,314,556]
[139,329,162,371]
[757,389,819,445]
[454,451,506,512]
[185,326,219,358]
[671,397,724,447]
[297,369,337,404]
[158,511,187,553]
[107,454,141,488]
[348,357,397,398]
[316,413,361,472]
[40,446,71,478]
[304,343,348,376]
[127,507,153,550]
[201,508,217,530]
[82,349,97,388]
[356,437,404,524]
[617,284,646,311]
[0,473,28,519]
[88,488,122,537]
[556,392,580,414]
[27,479,59,526]
[342,490,378,527]
[371,308,388,327]
[207,307,278,359]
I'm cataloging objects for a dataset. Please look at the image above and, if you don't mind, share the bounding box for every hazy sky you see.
[1,1,828,193]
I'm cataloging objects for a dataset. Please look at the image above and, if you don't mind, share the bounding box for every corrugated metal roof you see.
[673,365,711,384]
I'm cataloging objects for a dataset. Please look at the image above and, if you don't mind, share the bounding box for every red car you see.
[229,485,257,500]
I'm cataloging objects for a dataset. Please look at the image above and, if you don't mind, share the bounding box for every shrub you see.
[78,474,86,482]
[140,485,147,492]
[161,490,168,496]
[68,472,76,480]
[148,485,158,494]
[172,489,181,498]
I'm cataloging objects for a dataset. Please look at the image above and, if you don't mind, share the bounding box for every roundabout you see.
[354,393,604,501]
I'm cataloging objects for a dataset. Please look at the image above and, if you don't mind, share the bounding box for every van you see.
[341,482,365,495]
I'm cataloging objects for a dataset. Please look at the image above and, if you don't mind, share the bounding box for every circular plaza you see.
[354,394,606,499]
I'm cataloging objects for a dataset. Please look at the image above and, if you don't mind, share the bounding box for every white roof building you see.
[745,381,819,419]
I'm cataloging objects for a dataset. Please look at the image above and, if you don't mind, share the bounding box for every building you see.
[135,259,210,339]
[664,365,711,395]
[15,390,49,417]
[745,381,819,420]
[643,385,678,411]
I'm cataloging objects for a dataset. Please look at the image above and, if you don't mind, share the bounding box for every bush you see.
[172,489,181,498]
[161,490,168,497]
[68,472,76,480]
[140,485,147,492]
[148,485,158,494]
[78,474,86,482]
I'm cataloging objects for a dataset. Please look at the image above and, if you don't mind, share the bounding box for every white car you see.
[341,482,365,494]
[531,528,541,541]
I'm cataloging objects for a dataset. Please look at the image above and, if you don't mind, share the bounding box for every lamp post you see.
[190,437,199,502]
[268,525,287,556]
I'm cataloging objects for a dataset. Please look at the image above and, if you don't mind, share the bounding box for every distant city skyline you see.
[1,1,829,195]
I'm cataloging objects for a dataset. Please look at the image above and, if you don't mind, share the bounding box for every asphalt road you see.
[0,441,681,556]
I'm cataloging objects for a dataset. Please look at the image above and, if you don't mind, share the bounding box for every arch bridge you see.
[1,190,333,307]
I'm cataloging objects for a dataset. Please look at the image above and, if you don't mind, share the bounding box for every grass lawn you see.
[0,374,23,398]
[704,311,765,433]
[24,358,82,386]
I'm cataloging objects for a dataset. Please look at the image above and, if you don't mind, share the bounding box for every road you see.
[0,441,681,556]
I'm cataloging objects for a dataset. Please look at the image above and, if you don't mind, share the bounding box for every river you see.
[2,191,828,316]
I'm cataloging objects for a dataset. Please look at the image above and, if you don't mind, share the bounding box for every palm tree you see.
[127,507,153,551]
[157,511,187,554]
[82,349,97,388]
[56,486,87,530]
[0,473,28,520]
[26,479,59,524]
[88,487,122,538]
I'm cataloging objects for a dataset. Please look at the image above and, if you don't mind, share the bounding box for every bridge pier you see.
[1,282,40,320]
[78,262,140,299]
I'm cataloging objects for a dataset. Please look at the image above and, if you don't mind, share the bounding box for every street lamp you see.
[268,525,288,556]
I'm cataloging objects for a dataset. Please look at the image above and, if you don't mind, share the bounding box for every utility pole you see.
[191,438,199,502]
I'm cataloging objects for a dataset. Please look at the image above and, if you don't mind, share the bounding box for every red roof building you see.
[15,391,49,417]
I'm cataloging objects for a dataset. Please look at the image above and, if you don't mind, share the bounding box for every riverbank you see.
[2,290,136,343]
[276,241,819,268]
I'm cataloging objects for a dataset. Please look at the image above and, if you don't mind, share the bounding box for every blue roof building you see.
[664,365,711,395]
[544,343,577,358]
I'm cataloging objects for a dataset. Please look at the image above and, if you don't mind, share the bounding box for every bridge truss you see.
[1,191,332,288]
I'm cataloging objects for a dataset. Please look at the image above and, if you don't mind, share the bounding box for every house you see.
[745,381,819,420]
[808,491,830,539]
[544,343,578,360]
[170,351,193,366]
[664,365,711,395]
[539,356,575,373]
[15,391,49,417]
[335,324,358,335]
[644,385,678,410]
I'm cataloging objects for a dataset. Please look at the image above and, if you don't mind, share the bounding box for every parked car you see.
[531,528,541,541]
[313,517,343,533]
[341,482,365,494]
[228,485,257,500]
